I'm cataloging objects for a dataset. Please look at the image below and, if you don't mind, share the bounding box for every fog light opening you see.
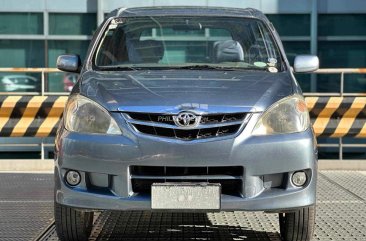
[292,171,307,187]
[65,170,81,186]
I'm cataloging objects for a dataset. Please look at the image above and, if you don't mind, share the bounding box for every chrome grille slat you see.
[126,118,244,129]
[124,112,250,140]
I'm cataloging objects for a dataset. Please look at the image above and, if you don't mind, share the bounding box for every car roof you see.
[108,6,269,23]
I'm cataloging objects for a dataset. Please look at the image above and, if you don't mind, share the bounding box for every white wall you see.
[102,0,366,14]
[102,0,311,13]
[318,0,366,13]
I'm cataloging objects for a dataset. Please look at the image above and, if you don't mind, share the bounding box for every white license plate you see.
[151,183,221,210]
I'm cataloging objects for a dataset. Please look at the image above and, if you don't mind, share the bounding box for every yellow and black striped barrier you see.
[0,95,365,138]
[0,96,67,137]
[306,97,366,138]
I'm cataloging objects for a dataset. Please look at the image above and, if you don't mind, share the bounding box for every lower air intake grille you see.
[130,166,244,196]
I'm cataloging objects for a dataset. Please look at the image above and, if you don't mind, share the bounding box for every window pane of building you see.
[266,14,310,36]
[47,40,90,92]
[316,74,366,93]
[343,74,366,93]
[0,40,44,67]
[0,40,44,92]
[318,41,366,68]
[0,13,43,34]
[319,14,366,36]
[318,41,366,93]
[49,13,97,35]
[315,74,341,93]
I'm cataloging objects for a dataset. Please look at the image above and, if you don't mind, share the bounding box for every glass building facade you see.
[0,0,365,93]
[0,0,365,158]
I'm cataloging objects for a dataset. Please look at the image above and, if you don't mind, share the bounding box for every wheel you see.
[55,202,94,241]
[279,205,316,241]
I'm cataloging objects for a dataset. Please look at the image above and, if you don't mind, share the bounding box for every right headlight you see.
[252,95,310,135]
[64,95,122,135]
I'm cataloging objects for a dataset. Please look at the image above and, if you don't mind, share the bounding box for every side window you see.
[96,28,129,66]
[248,22,280,65]
[247,23,269,64]
[258,23,277,59]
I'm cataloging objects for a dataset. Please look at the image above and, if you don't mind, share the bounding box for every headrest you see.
[214,40,244,63]
[134,40,164,63]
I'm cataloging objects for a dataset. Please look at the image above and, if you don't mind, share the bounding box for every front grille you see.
[130,166,244,196]
[124,112,249,140]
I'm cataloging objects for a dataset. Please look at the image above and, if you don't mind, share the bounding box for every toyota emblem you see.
[173,112,201,128]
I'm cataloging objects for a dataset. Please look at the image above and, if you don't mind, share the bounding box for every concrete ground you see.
[0,170,366,241]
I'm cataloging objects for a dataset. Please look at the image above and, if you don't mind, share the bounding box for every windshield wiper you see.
[98,66,140,71]
[176,65,267,71]
[98,65,268,72]
[176,65,237,71]
[241,66,268,71]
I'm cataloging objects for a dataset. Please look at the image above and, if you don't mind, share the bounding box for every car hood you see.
[79,70,294,113]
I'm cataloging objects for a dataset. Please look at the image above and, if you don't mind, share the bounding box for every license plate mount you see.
[151,182,221,210]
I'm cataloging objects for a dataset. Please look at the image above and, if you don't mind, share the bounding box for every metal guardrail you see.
[0,68,65,96]
[305,68,366,160]
[0,67,365,160]
[307,68,366,97]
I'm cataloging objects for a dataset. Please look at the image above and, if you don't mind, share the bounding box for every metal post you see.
[310,0,318,92]
[339,137,343,161]
[340,72,344,96]
[41,70,45,96]
[44,9,49,93]
[41,141,45,160]
[97,0,104,25]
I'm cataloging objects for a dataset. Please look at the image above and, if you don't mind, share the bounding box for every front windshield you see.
[94,16,284,71]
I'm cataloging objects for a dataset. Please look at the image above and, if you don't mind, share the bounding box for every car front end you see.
[54,7,318,241]
[55,91,317,212]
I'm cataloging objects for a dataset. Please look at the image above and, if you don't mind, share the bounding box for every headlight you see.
[252,95,310,135]
[64,95,122,135]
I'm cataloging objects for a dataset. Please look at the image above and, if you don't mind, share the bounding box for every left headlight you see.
[252,95,310,135]
[64,95,122,135]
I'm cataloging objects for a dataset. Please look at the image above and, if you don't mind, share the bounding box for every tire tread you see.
[55,202,93,241]
[279,205,315,241]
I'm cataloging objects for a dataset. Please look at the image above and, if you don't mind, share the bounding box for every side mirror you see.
[57,54,81,73]
[293,55,319,73]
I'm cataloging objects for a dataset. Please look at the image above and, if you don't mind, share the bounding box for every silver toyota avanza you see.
[55,6,319,241]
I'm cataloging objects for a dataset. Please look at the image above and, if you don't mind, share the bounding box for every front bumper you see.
[55,114,317,212]
[56,175,316,212]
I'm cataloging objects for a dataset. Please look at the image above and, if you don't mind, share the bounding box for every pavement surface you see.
[0,171,366,241]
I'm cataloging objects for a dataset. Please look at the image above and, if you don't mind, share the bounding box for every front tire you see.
[279,205,316,241]
[55,202,94,241]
